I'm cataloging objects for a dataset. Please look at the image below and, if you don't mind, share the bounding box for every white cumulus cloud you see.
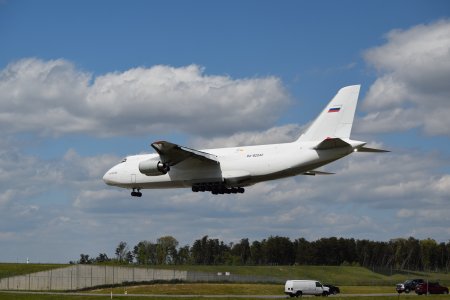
[0,59,290,137]
[360,20,450,136]
[191,124,305,148]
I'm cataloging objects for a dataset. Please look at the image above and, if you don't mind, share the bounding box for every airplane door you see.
[131,174,136,183]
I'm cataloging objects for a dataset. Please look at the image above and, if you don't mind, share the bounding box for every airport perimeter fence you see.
[0,265,285,291]
[186,271,284,284]
[0,265,187,291]
[0,265,427,291]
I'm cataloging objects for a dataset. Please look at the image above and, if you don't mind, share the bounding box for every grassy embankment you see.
[3,263,448,286]
[1,263,449,298]
[0,263,450,286]
[0,263,65,279]
[2,263,450,285]
[156,264,450,286]
[92,282,396,295]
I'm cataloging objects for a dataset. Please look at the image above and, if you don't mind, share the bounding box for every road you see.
[0,291,404,298]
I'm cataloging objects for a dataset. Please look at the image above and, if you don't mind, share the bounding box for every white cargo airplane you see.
[103,85,387,197]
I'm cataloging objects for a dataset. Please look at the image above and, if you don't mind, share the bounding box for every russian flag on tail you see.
[328,106,341,113]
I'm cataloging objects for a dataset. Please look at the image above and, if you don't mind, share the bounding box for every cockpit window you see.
[120,158,127,163]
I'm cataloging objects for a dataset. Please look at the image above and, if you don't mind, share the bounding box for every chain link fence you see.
[187,271,284,284]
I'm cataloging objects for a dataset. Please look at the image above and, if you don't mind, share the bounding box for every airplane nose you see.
[103,171,116,185]
[103,172,111,185]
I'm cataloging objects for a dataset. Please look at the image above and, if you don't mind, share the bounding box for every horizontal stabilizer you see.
[357,146,390,153]
[303,170,335,176]
[314,138,351,150]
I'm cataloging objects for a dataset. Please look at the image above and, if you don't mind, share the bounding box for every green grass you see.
[93,283,283,295]
[92,283,398,295]
[343,286,396,294]
[0,292,450,300]
[1,263,449,289]
[0,264,66,279]
[149,265,450,286]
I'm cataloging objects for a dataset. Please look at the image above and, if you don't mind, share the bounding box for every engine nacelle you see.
[139,159,170,176]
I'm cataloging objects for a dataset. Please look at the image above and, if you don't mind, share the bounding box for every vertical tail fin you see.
[297,85,360,142]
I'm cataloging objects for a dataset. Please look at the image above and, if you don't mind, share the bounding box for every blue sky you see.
[1,0,449,263]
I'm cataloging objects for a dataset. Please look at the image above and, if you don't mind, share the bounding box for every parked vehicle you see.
[396,279,424,293]
[324,284,340,295]
[285,280,329,297]
[415,282,449,295]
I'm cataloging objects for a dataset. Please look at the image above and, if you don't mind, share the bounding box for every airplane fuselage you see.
[103,141,355,190]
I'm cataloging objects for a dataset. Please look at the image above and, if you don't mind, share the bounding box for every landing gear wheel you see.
[131,188,142,197]
[191,183,245,195]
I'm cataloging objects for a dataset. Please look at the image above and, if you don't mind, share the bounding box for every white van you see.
[285,280,330,297]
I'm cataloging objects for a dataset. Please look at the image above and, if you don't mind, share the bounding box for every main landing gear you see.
[131,188,142,197]
[191,183,245,195]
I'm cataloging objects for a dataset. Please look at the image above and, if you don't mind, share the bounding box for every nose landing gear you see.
[131,188,142,197]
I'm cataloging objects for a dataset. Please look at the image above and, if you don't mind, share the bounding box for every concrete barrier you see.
[0,265,187,291]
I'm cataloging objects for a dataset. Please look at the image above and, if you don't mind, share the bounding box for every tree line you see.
[75,236,450,272]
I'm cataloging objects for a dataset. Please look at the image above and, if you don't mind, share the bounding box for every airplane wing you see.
[302,170,335,176]
[151,141,220,166]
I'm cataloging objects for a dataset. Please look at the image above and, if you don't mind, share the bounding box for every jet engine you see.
[139,159,170,176]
